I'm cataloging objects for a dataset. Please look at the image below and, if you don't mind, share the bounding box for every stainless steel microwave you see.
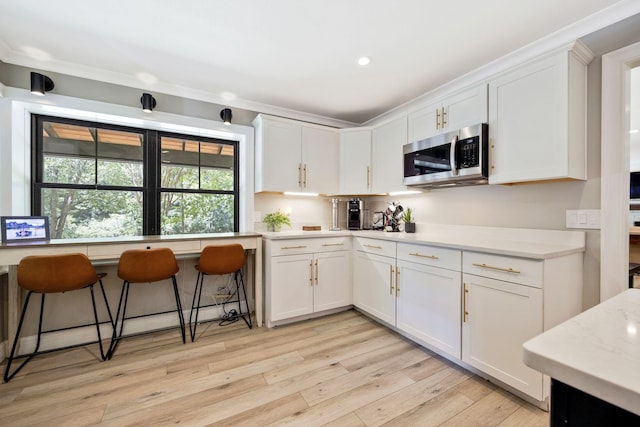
[403,123,488,189]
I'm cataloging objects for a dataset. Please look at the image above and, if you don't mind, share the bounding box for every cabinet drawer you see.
[397,243,461,271]
[463,251,542,288]
[269,237,351,256]
[354,237,396,258]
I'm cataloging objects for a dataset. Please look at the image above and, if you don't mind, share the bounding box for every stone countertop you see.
[523,289,640,415]
[260,224,585,260]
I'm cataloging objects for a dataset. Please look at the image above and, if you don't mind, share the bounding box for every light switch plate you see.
[566,209,600,229]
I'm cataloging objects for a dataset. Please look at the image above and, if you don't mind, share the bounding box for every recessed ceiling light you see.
[357,56,371,66]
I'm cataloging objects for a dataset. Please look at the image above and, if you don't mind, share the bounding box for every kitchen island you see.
[523,289,640,423]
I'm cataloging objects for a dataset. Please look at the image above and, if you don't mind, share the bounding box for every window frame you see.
[31,114,240,237]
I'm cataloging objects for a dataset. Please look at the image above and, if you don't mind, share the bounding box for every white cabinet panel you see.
[462,273,544,400]
[269,253,314,321]
[353,250,396,325]
[397,260,462,358]
[408,85,487,143]
[339,129,371,194]
[371,116,408,194]
[488,44,590,184]
[254,114,338,194]
[315,251,351,312]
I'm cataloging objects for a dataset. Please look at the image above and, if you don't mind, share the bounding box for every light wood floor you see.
[0,310,549,426]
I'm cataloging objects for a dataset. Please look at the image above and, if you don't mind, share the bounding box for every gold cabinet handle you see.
[298,163,302,187]
[364,244,383,250]
[322,243,345,247]
[309,260,314,286]
[490,138,495,171]
[441,106,447,127]
[282,245,307,250]
[303,163,307,188]
[389,265,394,295]
[396,266,400,296]
[436,108,440,130]
[366,166,370,189]
[315,259,319,285]
[409,252,439,260]
[463,283,469,323]
[472,262,521,274]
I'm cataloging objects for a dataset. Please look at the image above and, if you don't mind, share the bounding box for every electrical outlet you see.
[566,209,600,229]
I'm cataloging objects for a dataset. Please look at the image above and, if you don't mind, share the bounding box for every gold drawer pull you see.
[322,243,345,247]
[364,244,383,249]
[409,252,439,260]
[282,245,307,250]
[472,263,521,274]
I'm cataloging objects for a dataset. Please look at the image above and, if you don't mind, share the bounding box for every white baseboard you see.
[8,300,252,357]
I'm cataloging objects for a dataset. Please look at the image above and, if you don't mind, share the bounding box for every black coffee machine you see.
[347,198,364,230]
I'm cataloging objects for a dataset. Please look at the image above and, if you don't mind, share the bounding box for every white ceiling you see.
[0,0,636,126]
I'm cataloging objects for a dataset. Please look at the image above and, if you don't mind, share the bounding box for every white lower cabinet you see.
[353,250,397,325]
[265,237,351,326]
[462,273,544,400]
[397,260,461,359]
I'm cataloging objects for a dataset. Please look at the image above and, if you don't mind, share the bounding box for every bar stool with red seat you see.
[107,247,186,359]
[3,253,113,382]
[189,244,252,341]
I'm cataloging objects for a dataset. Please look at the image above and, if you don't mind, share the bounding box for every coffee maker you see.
[347,198,364,230]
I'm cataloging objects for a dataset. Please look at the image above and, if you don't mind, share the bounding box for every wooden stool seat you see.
[107,248,185,359]
[4,253,113,382]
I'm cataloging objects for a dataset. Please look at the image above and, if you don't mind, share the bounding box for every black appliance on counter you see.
[347,198,364,230]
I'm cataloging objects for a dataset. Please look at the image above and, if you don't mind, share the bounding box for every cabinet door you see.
[407,100,441,142]
[353,251,396,325]
[269,253,314,321]
[302,126,339,194]
[462,273,544,400]
[488,52,586,184]
[258,118,302,192]
[371,116,408,194]
[339,129,372,194]
[314,251,351,312]
[397,260,462,358]
[445,84,488,131]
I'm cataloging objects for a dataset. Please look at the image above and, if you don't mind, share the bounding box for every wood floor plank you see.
[355,366,471,426]
[0,309,550,427]
[265,371,416,427]
[301,346,430,406]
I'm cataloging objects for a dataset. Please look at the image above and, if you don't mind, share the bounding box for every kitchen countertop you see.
[523,289,640,415]
[260,224,585,260]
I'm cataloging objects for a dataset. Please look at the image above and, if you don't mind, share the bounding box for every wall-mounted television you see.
[1,216,50,244]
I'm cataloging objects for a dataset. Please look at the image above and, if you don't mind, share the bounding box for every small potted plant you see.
[404,207,416,233]
[263,209,291,232]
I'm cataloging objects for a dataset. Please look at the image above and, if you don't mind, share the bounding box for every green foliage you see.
[263,210,291,231]
[403,207,414,224]
[42,155,234,238]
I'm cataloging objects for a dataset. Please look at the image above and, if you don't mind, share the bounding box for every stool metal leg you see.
[171,275,186,344]
[107,280,131,360]
[3,291,41,382]
[235,270,253,329]
[189,271,205,341]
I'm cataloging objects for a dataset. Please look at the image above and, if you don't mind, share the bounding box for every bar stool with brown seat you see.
[3,253,113,383]
[107,247,186,359]
[189,244,252,341]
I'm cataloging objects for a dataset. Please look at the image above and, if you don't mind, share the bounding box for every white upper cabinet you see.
[488,42,592,184]
[339,128,372,194]
[371,116,408,194]
[408,84,488,143]
[254,114,339,194]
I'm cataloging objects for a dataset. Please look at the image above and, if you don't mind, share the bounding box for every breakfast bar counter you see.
[0,232,263,355]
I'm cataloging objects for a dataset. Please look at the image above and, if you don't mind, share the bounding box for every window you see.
[32,115,239,239]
